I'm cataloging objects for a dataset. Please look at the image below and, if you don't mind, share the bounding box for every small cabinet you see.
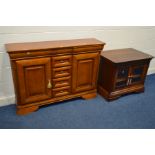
[16,58,52,104]
[72,53,99,93]
[115,67,129,89]
[98,48,153,100]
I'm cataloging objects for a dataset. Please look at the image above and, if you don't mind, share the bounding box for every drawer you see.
[53,76,71,88]
[53,66,71,78]
[52,55,72,67]
[9,49,72,59]
[53,86,70,97]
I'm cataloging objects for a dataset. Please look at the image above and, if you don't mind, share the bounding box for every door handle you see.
[47,80,52,89]
[129,78,132,84]
[127,78,130,86]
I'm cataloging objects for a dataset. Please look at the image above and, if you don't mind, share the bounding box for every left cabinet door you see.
[16,57,52,105]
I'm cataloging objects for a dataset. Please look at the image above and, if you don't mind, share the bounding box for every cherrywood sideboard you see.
[98,48,153,100]
[6,38,105,115]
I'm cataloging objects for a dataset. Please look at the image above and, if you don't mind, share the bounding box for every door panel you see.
[72,53,99,93]
[16,58,52,104]
[117,67,129,79]
[129,65,145,85]
[115,66,129,90]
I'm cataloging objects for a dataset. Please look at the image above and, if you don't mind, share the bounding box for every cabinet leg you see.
[82,92,97,100]
[107,95,121,101]
[134,87,144,93]
[17,105,39,115]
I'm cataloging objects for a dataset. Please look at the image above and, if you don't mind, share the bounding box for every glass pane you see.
[131,77,141,83]
[132,67,143,75]
[117,68,129,78]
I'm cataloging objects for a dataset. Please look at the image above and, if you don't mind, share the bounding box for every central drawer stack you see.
[52,55,72,98]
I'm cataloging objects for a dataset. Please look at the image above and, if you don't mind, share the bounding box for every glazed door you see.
[115,67,129,89]
[72,53,99,93]
[128,65,146,85]
[16,57,52,104]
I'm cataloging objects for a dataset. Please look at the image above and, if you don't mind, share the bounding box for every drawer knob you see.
[60,91,64,93]
[60,60,64,63]
[26,52,31,55]
[47,80,52,89]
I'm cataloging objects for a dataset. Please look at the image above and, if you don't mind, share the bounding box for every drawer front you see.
[53,66,71,78]
[52,55,72,68]
[53,86,71,97]
[53,76,71,88]
[9,49,72,59]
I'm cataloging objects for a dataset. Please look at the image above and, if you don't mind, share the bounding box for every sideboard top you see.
[5,38,105,53]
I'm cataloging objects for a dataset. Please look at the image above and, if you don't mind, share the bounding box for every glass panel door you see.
[115,67,129,89]
[129,66,144,85]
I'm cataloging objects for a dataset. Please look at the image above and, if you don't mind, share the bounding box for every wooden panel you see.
[52,55,72,67]
[16,58,52,104]
[53,66,71,78]
[72,53,99,93]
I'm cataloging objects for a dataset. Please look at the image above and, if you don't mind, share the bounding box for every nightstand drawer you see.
[53,66,71,78]
[52,55,72,68]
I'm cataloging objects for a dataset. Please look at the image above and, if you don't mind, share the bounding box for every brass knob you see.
[26,52,31,55]
[47,80,52,88]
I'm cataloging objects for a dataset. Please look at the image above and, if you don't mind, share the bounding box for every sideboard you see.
[6,38,105,115]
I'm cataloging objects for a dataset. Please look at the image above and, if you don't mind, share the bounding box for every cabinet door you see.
[16,58,52,104]
[115,67,129,89]
[129,65,145,85]
[72,53,99,93]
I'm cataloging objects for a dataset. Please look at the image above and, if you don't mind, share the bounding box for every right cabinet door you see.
[72,53,99,93]
[129,65,146,85]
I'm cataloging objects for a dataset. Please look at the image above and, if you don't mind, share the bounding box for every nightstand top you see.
[101,48,153,63]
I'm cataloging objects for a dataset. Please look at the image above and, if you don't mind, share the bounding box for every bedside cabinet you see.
[98,48,153,100]
[6,38,105,115]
